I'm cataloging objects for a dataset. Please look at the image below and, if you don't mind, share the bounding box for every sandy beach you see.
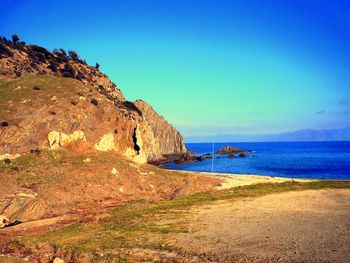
[176,170,312,189]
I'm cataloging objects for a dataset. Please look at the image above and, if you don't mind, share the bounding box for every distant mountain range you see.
[185,127,350,143]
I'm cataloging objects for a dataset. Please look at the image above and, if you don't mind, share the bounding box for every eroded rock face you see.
[48,131,86,150]
[123,125,148,164]
[94,133,116,151]
[134,100,186,160]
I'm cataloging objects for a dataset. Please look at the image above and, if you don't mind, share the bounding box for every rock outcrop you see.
[215,146,248,154]
[0,215,9,228]
[134,100,186,160]
[48,130,86,150]
[0,36,186,163]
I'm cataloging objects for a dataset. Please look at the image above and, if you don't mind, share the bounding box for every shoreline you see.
[164,168,350,189]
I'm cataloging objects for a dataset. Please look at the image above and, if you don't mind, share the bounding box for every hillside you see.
[0,35,185,163]
[0,35,215,253]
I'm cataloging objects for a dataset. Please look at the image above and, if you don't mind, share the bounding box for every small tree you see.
[48,58,59,72]
[11,34,19,43]
[95,62,100,69]
[59,48,67,56]
[68,50,79,60]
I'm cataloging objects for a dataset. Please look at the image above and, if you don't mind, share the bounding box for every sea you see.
[164,141,350,180]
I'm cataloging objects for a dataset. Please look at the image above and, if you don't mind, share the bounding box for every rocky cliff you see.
[0,35,186,163]
[134,100,186,158]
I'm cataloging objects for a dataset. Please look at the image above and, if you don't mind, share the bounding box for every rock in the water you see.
[175,151,197,165]
[216,146,247,154]
[228,154,235,159]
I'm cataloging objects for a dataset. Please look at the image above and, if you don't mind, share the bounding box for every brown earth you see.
[0,150,221,225]
[0,37,186,163]
[170,189,350,262]
[0,149,222,259]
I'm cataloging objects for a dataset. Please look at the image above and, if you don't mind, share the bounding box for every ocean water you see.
[164,141,350,180]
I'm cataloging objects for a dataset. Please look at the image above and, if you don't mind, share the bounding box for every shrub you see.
[123,101,143,116]
[30,61,39,71]
[0,121,9,127]
[61,63,75,78]
[11,34,19,43]
[0,42,14,58]
[91,98,98,106]
[68,50,79,61]
[75,71,85,81]
[29,45,52,58]
[28,45,53,63]
[14,41,26,51]
[47,58,59,72]
[95,62,100,69]
[59,48,67,56]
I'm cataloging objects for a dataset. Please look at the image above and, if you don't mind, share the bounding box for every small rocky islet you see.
[156,145,253,166]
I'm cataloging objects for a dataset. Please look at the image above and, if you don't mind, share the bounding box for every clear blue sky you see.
[1,0,349,136]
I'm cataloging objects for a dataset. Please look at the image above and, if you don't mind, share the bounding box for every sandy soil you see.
[171,189,350,262]
[178,170,311,189]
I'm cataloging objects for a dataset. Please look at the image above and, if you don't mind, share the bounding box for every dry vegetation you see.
[4,180,349,262]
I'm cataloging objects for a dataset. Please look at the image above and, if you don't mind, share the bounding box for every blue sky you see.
[1,0,349,136]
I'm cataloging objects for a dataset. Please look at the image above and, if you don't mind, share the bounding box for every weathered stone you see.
[47,131,60,150]
[0,215,9,228]
[53,257,65,263]
[60,131,86,146]
[0,153,21,161]
[48,131,86,150]
[94,133,115,151]
[134,100,186,161]
[216,146,247,154]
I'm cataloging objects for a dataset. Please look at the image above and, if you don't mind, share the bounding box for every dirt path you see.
[170,189,350,262]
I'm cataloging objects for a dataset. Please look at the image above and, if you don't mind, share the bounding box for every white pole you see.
[212,136,214,173]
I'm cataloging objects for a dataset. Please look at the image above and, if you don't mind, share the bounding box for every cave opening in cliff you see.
[132,128,140,154]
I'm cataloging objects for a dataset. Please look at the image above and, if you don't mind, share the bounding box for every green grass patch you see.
[0,75,84,119]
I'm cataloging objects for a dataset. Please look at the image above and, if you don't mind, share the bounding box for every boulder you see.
[175,152,196,165]
[0,153,21,161]
[53,258,65,263]
[0,215,9,228]
[48,131,86,150]
[94,133,115,152]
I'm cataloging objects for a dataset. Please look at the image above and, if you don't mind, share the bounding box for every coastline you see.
[166,169,335,189]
